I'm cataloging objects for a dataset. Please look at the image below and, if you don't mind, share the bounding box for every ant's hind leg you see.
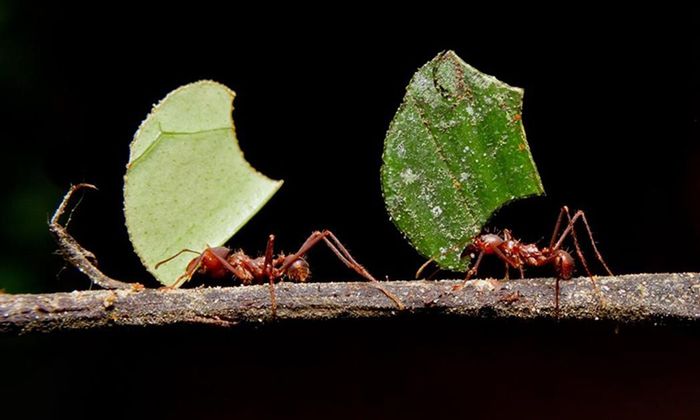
[554,207,594,281]
[322,231,405,310]
[283,230,405,310]
[554,207,612,308]
[552,207,613,276]
[569,209,613,276]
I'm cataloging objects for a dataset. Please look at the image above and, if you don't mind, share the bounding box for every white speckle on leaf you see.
[460,172,470,182]
[396,142,406,157]
[400,168,419,184]
[431,206,443,217]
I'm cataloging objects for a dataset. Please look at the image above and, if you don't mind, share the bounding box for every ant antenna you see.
[415,258,436,279]
[155,249,202,269]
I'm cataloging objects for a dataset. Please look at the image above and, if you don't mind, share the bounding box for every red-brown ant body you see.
[157,230,405,311]
[420,206,613,310]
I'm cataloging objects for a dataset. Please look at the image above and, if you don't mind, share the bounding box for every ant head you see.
[463,234,504,258]
[554,249,575,280]
[185,256,204,276]
[286,258,310,282]
[195,247,234,279]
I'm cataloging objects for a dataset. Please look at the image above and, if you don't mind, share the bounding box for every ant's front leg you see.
[453,251,485,291]
[454,245,518,291]
[156,248,205,289]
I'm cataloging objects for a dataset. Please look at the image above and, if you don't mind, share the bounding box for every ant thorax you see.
[226,250,256,283]
[225,251,310,284]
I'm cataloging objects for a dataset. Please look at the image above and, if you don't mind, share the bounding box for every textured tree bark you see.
[1,273,698,334]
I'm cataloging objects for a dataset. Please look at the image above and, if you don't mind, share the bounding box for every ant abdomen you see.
[553,249,575,280]
[286,258,310,282]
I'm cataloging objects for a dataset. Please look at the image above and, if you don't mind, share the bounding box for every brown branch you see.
[49,183,142,291]
[1,273,698,334]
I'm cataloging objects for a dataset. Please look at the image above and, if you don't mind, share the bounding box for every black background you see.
[2,3,699,419]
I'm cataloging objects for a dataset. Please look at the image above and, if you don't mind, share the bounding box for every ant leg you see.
[178,246,257,286]
[262,234,277,318]
[281,230,405,310]
[549,206,567,249]
[563,208,595,278]
[170,258,202,289]
[453,251,485,291]
[454,243,521,291]
[322,231,405,310]
[553,207,613,275]
[262,234,275,278]
[279,231,326,267]
[165,249,211,289]
[553,207,613,309]
[552,208,597,312]
[500,231,516,276]
[570,209,613,275]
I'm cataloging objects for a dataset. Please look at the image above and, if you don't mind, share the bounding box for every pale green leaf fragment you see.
[124,80,283,286]
[381,51,544,271]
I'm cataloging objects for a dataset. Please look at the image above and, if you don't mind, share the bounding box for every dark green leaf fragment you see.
[381,51,544,271]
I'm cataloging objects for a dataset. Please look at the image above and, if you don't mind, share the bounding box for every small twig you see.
[1,273,698,334]
[49,183,142,291]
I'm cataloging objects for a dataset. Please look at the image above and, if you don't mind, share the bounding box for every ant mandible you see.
[419,206,613,311]
[156,230,405,312]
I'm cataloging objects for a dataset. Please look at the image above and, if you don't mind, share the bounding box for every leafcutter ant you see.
[418,206,613,311]
[156,231,405,313]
